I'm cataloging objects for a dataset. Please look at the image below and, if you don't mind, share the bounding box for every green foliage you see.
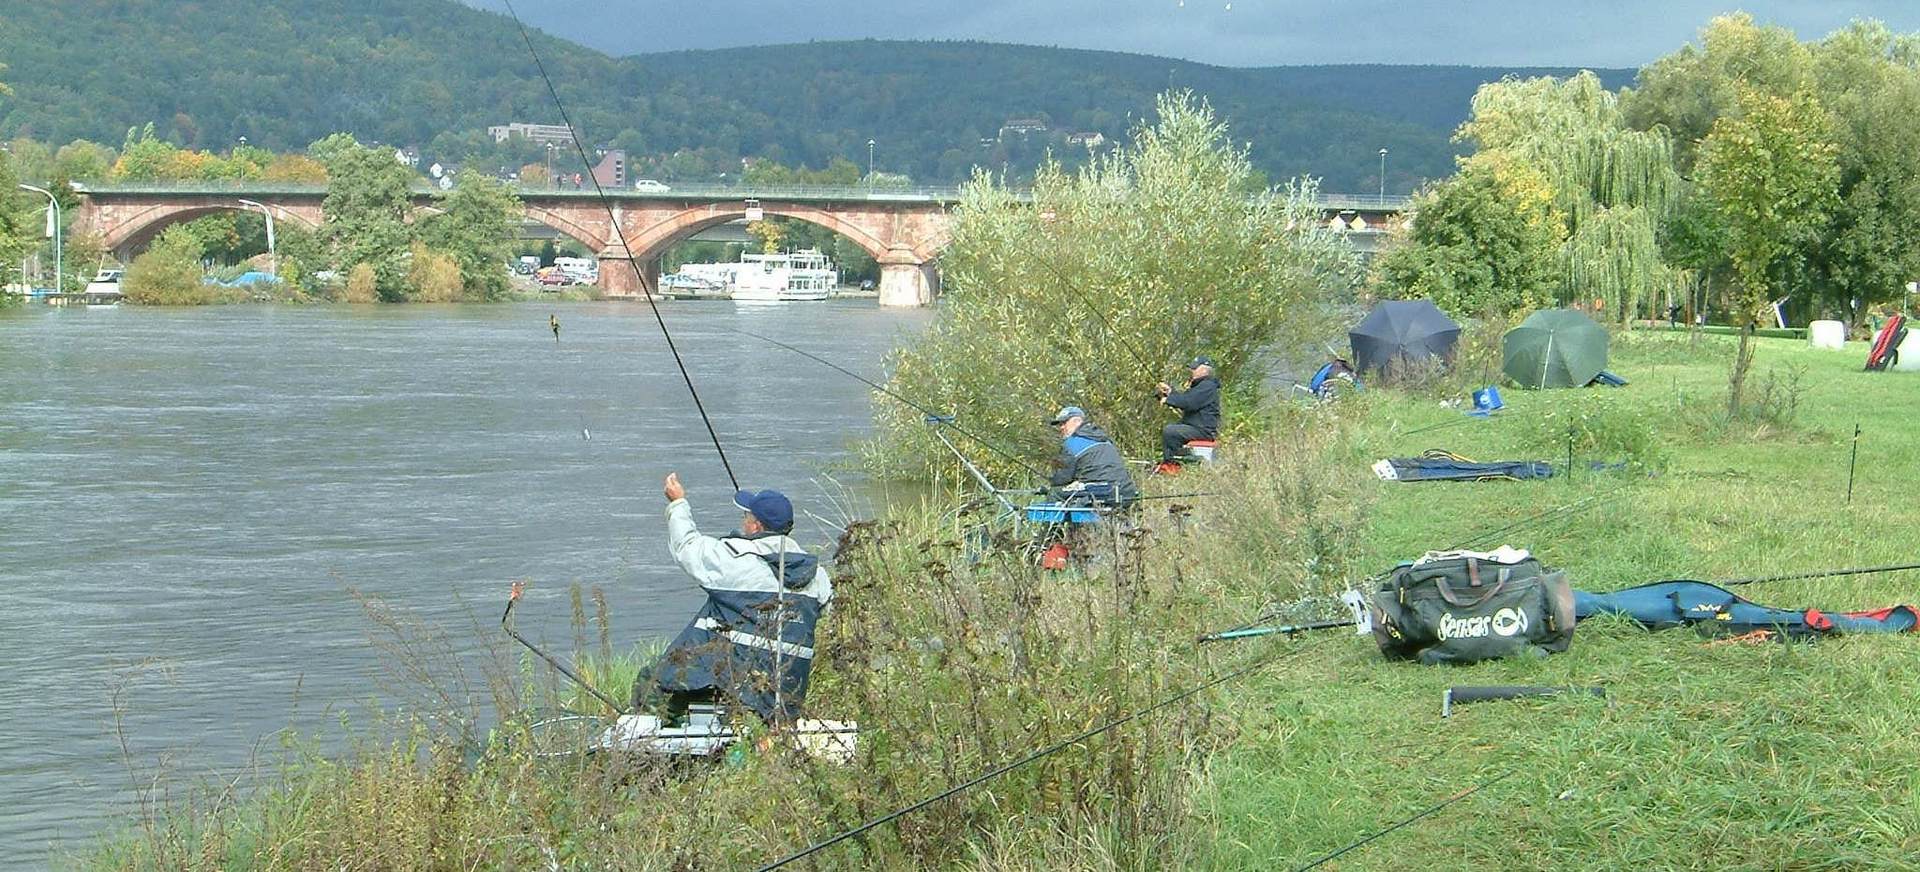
[122,225,241,305]
[320,137,416,302]
[1697,90,1839,324]
[1524,391,1668,470]
[422,170,521,301]
[1376,154,1561,318]
[875,92,1358,477]
[0,151,36,292]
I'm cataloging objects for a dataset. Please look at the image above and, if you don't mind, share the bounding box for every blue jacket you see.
[1048,421,1139,503]
[654,499,833,723]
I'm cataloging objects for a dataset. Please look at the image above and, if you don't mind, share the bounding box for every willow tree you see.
[1697,90,1838,416]
[1456,72,1683,321]
[873,91,1358,479]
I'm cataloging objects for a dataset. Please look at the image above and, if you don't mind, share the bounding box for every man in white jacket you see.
[643,472,834,726]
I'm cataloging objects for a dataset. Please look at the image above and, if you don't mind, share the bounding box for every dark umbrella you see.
[1502,309,1609,388]
[1349,300,1462,376]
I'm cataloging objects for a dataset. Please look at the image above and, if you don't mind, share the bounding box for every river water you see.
[0,300,931,860]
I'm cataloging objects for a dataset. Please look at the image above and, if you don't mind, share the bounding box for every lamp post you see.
[1378,148,1389,201]
[867,139,875,188]
[18,184,60,294]
[237,199,277,276]
[545,142,556,188]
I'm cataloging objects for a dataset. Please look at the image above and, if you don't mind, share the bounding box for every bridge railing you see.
[72,180,1411,211]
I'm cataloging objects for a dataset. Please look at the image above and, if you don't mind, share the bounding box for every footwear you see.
[1041,542,1070,570]
[1153,461,1183,475]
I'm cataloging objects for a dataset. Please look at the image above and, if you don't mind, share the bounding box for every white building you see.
[487,122,576,146]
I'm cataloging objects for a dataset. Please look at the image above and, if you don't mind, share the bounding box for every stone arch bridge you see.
[69,182,1408,306]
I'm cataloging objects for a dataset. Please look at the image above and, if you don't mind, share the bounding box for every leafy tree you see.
[1622,14,1814,172]
[1696,90,1838,415]
[123,225,234,305]
[517,162,550,187]
[876,92,1358,477]
[421,170,520,300]
[261,154,328,183]
[0,151,37,301]
[745,220,784,253]
[320,139,416,301]
[1457,72,1682,320]
[1376,153,1562,318]
[53,140,115,179]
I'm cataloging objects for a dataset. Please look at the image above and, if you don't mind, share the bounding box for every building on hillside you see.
[487,122,576,146]
[394,146,421,168]
[999,117,1050,139]
[1067,131,1106,148]
[590,149,626,188]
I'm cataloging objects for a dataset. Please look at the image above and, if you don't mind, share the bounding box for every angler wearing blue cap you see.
[644,472,834,726]
[1156,355,1221,473]
[1047,406,1139,505]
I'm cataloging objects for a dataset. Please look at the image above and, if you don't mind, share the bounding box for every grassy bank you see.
[75,331,1920,869]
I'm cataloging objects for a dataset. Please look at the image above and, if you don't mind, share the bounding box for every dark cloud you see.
[468,1,1920,66]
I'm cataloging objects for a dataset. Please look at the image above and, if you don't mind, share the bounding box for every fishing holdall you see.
[1371,548,1576,665]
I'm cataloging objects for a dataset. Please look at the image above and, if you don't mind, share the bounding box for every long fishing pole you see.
[732,327,1050,479]
[1290,770,1512,871]
[501,582,624,715]
[501,0,739,489]
[753,642,1298,871]
[1721,561,1920,588]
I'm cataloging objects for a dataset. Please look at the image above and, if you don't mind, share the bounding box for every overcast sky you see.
[466,1,1920,67]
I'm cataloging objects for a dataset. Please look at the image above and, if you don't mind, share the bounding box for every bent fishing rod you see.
[501,582,624,715]
[501,0,739,489]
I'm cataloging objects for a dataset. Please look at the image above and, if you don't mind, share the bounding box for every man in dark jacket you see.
[1046,406,1139,505]
[1157,355,1221,469]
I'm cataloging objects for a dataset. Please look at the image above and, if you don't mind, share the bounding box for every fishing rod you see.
[501,582,624,715]
[753,641,1301,871]
[732,327,1050,480]
[501,0,740,489]
[1721,561,1920,588]
[1290,770,1512,871]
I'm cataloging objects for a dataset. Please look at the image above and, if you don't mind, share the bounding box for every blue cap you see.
[733,488,795,533]
[1189,355,1214,369]
[1048,405,1087,425]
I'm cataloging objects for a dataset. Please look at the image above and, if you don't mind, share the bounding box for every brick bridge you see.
[69,182,1409,306]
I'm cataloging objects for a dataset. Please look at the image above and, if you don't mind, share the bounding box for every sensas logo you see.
[1437,607,1529,640]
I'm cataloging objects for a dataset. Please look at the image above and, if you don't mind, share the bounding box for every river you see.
[0,300,931,861]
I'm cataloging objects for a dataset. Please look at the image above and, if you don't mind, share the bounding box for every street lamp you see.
[1378,148,1389,201]
[237,199,277,276]
[545,142,556,188]
[867,139,875,188]
[18,184,60,293]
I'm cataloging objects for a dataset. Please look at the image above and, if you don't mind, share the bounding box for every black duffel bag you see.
[1371,552,1575,665]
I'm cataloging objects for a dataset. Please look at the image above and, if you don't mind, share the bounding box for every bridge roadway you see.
[69,181,1410,306]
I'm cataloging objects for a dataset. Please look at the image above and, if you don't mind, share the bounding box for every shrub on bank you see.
[122,226,244,305]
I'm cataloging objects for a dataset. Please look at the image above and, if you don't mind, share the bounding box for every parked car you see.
[536,269,576,287]
[634,179,671,193]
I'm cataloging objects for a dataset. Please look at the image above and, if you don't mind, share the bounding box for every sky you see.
[466,1,1920,67]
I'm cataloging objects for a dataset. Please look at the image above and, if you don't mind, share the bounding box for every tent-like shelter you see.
[1349,300,1461,376]
[1503,309,1609,389]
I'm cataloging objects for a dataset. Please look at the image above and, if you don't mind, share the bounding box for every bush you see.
[342,262,378,303]
[122,226,242,305]
[871,91,1359,479]
[1525,390,1668,470]
[405,241,463,302]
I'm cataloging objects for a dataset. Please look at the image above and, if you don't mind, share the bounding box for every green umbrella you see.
[1503,309,1609,389]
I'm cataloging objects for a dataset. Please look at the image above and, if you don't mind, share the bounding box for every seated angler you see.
[642,472,834,727]
[1156,355,1221,473]
[1046,405,1139,506]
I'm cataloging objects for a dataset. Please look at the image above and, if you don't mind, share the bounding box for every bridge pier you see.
[598,250,658,299]
[877,246,936,307]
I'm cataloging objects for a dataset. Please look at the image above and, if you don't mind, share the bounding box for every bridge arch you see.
[620,203,899,264]
[101,202,322,258]
[520,205,610,254]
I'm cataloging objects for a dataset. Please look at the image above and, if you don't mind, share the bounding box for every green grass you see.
[1198,331,1920,870]
[72,330,1920,870]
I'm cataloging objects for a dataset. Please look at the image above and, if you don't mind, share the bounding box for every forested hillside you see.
[0,0,1627,189]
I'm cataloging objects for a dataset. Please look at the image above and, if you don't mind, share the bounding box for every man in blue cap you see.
[643,472,834,726]
[1047,406,1139,505]
[1156,355,1221,473]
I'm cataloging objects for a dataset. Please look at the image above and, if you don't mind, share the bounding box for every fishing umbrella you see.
[1502,309,1609,389]
[1349,299,1461,376]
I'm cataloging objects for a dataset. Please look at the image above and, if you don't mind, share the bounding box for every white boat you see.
[82,269,124,306]
[729,249,838,303]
